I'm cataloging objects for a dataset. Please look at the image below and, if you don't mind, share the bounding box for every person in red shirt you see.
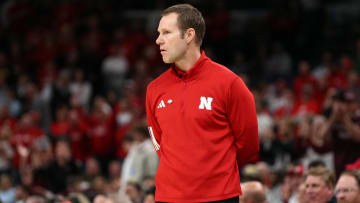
[146,4,259,202]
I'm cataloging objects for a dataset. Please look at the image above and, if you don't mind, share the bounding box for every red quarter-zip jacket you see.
[146,51,259,202]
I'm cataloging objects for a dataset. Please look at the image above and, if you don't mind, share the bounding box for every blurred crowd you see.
[0,0,359,202]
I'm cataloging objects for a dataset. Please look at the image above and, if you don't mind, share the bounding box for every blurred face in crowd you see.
[304,175,333,203]
[55,141,71,162]
[239,181,267,203]
[85,158,100,176]
[108,160,121,179]
[126,183,141,203]
[335,175,360,203]
[144,194,155,203]
[93,195,113,203]
[156,13,188,64]
[15,185,29,201]
[0,175,12,190]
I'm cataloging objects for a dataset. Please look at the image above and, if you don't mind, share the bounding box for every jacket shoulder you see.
[206,60,240,82]
[147,68,173,92]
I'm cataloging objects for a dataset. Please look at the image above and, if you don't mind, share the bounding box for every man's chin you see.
[162,58,173,64]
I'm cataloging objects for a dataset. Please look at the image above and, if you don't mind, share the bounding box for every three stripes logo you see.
[157,100,166,109]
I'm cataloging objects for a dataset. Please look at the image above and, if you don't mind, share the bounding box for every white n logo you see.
[199,96,213,110]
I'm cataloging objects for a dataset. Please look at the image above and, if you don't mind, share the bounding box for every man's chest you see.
[153,81,227,128]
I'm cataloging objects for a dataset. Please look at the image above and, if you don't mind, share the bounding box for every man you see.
[335,170,360,203]
[239,181,267,203]
[146,4,259,202]
[120,126,158,191]
[303,166,335,203]
[317,89,360,177]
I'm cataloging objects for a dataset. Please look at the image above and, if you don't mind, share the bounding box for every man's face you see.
[156,13,187,64]
[304,175,333,203]
[335,175,360,203]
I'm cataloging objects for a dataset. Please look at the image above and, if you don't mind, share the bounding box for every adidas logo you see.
[157,100,166,109]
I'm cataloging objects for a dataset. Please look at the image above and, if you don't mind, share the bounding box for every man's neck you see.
[175,47,201,72]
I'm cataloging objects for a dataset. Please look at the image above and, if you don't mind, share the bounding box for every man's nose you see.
[156,35,163,45]
[336,192,345,199]
[305,187,313,194]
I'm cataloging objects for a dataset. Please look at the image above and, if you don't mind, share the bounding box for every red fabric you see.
[293,74,318,99]
[122,31,150,66]
[114,125,132,159]
[87,114,113,156]
[10,127,44,147]
[146,52,259,202]
[10,126,44,168]
[51,121,70,137]
[346,157,360,171]
[328,70,348,89]
[291,98,321,116]
[112,103,134,159]
[0,117,17,130]
[68,119,89,161]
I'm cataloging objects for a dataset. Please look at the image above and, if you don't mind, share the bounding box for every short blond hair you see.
[305,167,336,188]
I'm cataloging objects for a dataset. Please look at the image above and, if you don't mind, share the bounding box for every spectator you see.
[312,51,332,81]
[120,126,158,190]
[318,89,360,176]
[93,194,113,203]
[65,108,89,162]
[299,116,335,172]
[69,69,92,109]
[50,104,69,137]
[67,192,91,203]
[0,122,14,172]
[83,157,102,184]
[87,96,114,163]
[254,162,282,203]
[335,170,360,203]
[281,164,304,203]
[25,195,46,203]
[264,43,293,83]
[240,181,267,203]
[303,166,335,203]
[0,174,16,203]
[107,160,121,181]
[92,176,107,194]
[101,48,129,96]
[44,139,81,193]
[3,89,21,118]
[15,185,30,203]
[125,182,142,203]
[293,60,318,101]
[143,186,155,203]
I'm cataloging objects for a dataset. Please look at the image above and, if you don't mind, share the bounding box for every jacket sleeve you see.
[226,77,259,168]
[146,85,162,157]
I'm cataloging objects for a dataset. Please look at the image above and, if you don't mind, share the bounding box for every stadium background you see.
[0,0,359,202]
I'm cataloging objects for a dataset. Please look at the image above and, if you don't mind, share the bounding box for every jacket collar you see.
[171,51,209,81]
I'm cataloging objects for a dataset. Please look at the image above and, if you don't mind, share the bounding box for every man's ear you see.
[185,28,195,44]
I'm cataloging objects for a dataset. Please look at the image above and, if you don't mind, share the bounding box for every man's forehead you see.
[159,13,179,28]
[337,175,358,187]
[306,175,325,184]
